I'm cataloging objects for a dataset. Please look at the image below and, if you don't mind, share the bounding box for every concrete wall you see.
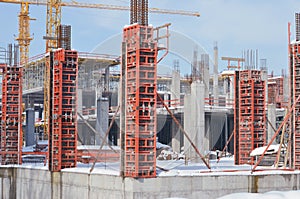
[1,167,300,199]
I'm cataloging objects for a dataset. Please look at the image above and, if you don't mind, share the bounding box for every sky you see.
[0,0,300,75]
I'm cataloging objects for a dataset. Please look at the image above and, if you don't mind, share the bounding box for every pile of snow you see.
[157,150,185,160]
[156,142,185,160]
[218,190,300,199]
[250,144,281,157]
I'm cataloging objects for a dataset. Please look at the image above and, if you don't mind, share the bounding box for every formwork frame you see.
[48,48,78,171]
[123,24,158,178]
[234,70,266,165]
[291,42,300,169]
[268,77,284,108]
[0,64,23,165]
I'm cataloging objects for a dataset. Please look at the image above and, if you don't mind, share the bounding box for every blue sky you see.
[0,0,300,75]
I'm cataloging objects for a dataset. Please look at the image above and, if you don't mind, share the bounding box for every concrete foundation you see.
[1,167,300,199]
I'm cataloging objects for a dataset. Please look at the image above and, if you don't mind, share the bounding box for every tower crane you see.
[15,2,35,65]
[0,0,200,54]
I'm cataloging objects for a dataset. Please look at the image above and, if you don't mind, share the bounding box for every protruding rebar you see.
[295,13,300,41]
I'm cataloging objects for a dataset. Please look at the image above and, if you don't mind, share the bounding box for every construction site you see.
[0,0,300,199]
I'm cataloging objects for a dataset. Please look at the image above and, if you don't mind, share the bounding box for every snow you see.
[77,145,120,150]
[217,190,300,199]
[250,145,280,157]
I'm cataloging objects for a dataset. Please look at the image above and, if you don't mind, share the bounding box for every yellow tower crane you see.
[15,2,35,65]
[45,0,61,51]
[1,0,200,54]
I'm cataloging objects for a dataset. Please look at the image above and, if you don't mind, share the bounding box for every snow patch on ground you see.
[217,190,300,199]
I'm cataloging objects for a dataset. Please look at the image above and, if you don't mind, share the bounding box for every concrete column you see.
[184,81,208,162]
[104,66,110,93]
[201,54,210,100]
[184,94,192,158]
[25,108,35,146]
[229,76,234,103]
[171,116,181,153]
[95,98,109,145]
[283,76,289,103]
[171,69,181,153]
[223,77,229,103]
[77,88,83,114]
[213,44,219,105]
[267,104,276,143]
[171,70,180,104]
[261,68,268,103]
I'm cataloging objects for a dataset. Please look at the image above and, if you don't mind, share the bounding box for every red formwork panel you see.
[48,49,78,171]
[123,24,157,178]
[234,70,266,165]
[1,65,23,165]
[61,50,78,169]
[291,43,300,169]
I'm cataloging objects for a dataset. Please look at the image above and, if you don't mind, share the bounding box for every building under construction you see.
[0,1,300,199]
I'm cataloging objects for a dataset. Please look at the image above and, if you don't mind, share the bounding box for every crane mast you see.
[16,2,33,65]
[45,0,61,51]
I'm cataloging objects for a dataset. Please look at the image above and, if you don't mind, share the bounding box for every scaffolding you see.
[48,48,78,171]
[234,70,266,165]
[0,64,23,165]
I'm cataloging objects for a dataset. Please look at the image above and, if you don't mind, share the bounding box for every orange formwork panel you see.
[234,70,266,165]
[122,24,157,178]
[0,65,23,165]
[291,42,300,169]
[48,49,78,172]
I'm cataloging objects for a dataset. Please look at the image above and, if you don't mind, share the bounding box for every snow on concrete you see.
[250,144,281,156]
[217,190,300,199]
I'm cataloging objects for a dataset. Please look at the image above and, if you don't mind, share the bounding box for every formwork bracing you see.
[0,64,23,165]
[48,48,78,172]
[122,24,158,178]
[234,70,266,165]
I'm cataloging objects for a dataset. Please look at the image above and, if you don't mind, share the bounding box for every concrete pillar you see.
[229,76,234,104]
[95,97,109,145]
[171,70,180,104]
[223,76,229,103]
[184,94,192,158]
[184,81,208,162]
[171,69,181,152]
[201,54,210,100]
[267,104,276,143]
[171,117,181,153]
[25,108,35,146]
[283,76,289,103]
[104,66,110,93]
[77,88,83,114]
[213,44,219,105]
[261,68,268,103]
